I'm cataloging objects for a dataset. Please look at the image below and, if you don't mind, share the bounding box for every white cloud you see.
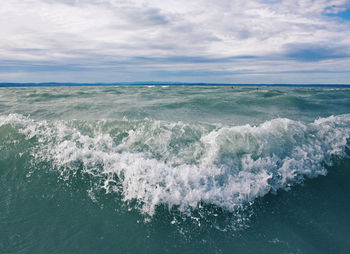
[0,0,350,82]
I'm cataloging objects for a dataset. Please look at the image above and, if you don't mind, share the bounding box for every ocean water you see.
[0,85,350,254]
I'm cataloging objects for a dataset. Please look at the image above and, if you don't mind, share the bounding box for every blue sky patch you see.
[326,7,350,20]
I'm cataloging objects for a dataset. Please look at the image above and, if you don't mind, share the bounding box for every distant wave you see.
[1,114,349,216]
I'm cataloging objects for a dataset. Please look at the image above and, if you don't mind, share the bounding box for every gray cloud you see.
[284,43,350,62]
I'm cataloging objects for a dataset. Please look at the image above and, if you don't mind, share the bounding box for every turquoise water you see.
[1,86,350,253]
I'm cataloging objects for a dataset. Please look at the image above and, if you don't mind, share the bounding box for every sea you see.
[1,84,350,254]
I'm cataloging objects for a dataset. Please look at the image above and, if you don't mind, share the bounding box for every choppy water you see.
[1,85,350,254]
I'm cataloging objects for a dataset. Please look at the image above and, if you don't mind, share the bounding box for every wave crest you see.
[1,114,349,216]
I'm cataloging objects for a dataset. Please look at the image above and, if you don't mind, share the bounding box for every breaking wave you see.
[1,113,349,216]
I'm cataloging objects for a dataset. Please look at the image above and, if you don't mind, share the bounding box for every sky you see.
[0,0,350,84]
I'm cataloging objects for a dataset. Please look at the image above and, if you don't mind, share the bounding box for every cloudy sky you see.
[1,0,350,83]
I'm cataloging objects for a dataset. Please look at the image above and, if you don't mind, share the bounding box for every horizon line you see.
[1,82,350,88]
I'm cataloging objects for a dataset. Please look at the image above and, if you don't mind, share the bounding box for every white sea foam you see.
[1,114,349,216]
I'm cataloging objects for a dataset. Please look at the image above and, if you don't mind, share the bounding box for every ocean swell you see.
[0,114,349,216]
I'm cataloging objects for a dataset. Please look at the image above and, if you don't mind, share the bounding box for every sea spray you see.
[1,113,349,217]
